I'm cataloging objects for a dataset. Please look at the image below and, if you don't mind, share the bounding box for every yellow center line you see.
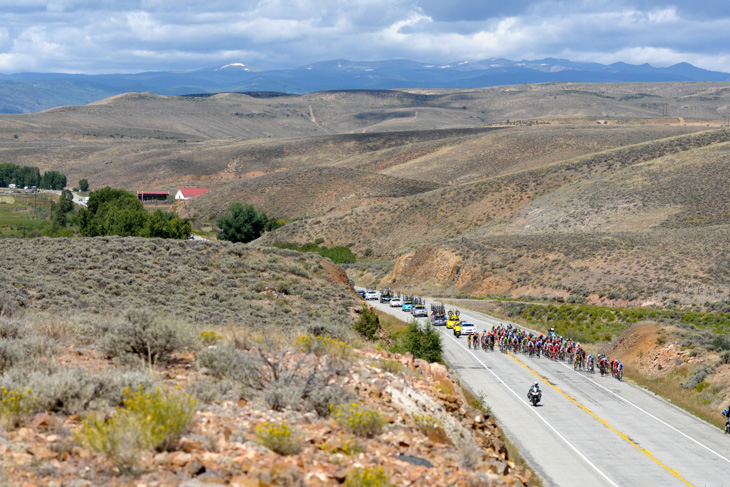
[507,352,694,487]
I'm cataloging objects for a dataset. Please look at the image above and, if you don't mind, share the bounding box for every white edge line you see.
[557,361,730,464]
[427,297,730,465]
[433,321,620,487]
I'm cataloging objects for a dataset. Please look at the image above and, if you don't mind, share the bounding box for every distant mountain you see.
[1,58,729,113]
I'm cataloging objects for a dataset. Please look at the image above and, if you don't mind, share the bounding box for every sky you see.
[1,0,729,74]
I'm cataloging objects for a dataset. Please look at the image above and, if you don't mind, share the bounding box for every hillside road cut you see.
[364,293,730,487]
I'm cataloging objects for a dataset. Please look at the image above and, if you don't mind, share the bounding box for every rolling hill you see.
[1,82,729,306]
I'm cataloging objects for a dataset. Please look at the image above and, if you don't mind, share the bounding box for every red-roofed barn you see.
[175,188,209,200]
[137,190,169,202]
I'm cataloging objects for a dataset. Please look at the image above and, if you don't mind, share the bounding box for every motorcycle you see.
[725,420,730,435]
[527,389,541,407]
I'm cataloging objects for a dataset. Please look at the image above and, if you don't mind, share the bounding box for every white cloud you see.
[0,0,728,73]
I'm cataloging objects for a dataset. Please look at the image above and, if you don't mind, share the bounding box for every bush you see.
[332,403,385,438]
[99,309,188,365]
[412,413,442,435]
[345,466,391,487]
[255,421,301,455]
[0,386,38,429]
[354,305,380,340]
[18,368,155,414]
[217,203,270,243]
[719,351,730,365]
[122,386,197,452]
[77,410,143,473]
[682,365,714,389]
[296,334,352,360]
[391,321,442,363]
[310,386,356,417]
[77,387,197,472]
[198,330,221,346]
[197,337,350,413]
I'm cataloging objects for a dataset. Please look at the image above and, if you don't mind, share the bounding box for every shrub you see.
[391,321,442,363]
[0,386,38,429]
[255,421,301,455]
[217,203,270,243]
[100,309,188,365]
[77,412,145,474]
[17,368,154,414]
[682,365,714,389]
[122,386,197,452]
[374,358,404,375]
[412,413,442,435]
[719,351,730,365]
[332,403,385,438]
[310,386,356,417]
[354,305,380,341]
[198,330,221,346]
[296,334,351,360]
[77,386,197,472]
[345,466,391,487]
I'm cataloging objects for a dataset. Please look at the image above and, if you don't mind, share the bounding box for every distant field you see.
[0,192,55,237]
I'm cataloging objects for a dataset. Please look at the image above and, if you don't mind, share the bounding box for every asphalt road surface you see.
[365,294,730,487]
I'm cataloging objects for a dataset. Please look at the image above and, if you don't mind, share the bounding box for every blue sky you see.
[1,0,729,74]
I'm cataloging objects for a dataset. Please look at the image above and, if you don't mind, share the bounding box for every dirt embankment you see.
[602,322,730,419]
[381,247,516,296]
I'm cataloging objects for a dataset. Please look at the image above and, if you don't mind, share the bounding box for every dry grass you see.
[0,237,358,334]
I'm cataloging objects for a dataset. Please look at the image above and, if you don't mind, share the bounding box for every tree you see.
[142,210,191,239]
[40,170,67,190]
[51,190,74,233]
[354,304,381,340]
[400,321,443,363]
[79,186,189,239]
[216,203,270,243]
[79,179,89,192]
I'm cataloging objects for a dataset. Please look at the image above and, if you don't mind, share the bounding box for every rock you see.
[181,440,205,453]
[170,452,192,467]
[427,427,454,446]
[230,475,261,487]
[187,458,206,476]
[29,445,56,460]
[395,454,433,468]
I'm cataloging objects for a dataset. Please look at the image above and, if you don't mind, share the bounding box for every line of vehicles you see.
[358,288,428,317]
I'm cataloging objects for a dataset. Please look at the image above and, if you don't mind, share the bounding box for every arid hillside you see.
[2,82,730,306]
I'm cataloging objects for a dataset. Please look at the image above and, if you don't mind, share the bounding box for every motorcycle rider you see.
[527,382,541,399]
[723,406,730,430]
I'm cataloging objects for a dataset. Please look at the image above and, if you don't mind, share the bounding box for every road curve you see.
[365,294,730,487]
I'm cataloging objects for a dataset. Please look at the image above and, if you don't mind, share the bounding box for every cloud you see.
[0,0,728,73]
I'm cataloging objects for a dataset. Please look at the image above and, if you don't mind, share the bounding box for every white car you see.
[364,290,379,300]
[412,305,428,317]
[389,298,403,307]
[459,322,476,336]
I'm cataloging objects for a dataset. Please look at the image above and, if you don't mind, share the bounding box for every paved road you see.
[364,294,730,487]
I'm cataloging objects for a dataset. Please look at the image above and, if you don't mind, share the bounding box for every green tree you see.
[51,189,74,233]
[79,179,89,192]
[400,321,443,363]
[354,304,381,340]
[142,210,191,239]
[79,187,148,237]
[216,203,270,243]
[40,170,67,190]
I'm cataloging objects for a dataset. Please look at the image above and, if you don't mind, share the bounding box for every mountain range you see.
[1,58,729,114]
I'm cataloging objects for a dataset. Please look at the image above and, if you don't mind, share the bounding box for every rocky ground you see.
[0,345,535,487]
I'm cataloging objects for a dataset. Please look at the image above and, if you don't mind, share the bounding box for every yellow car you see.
[447,316,460,329]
